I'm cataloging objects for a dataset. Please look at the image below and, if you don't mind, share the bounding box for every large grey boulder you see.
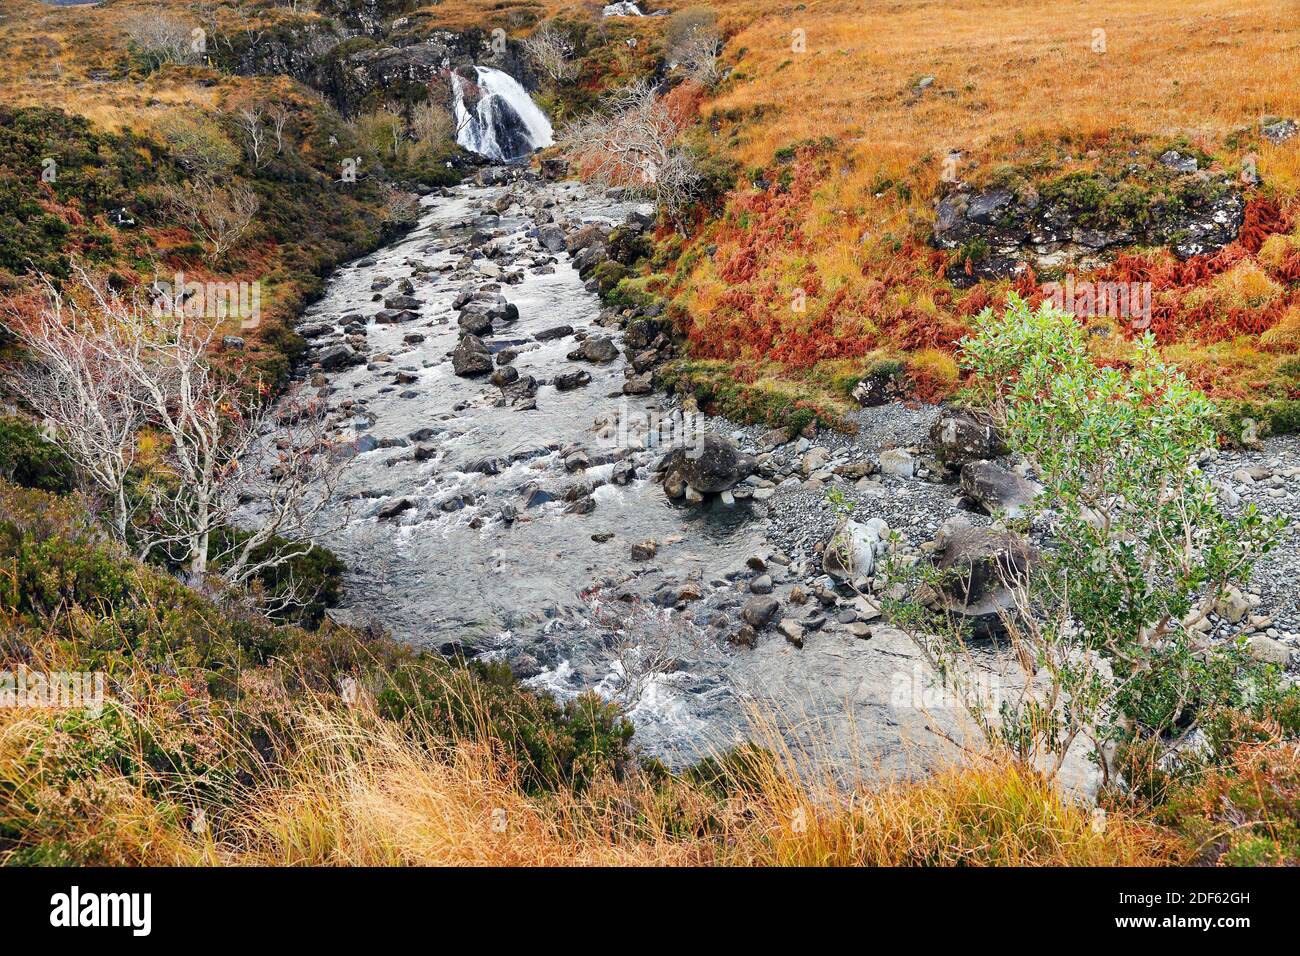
[928,525,1036,637]
[659,433,752,497]
[822,517,890,580]
[741,596,781,629]
[565,223,610,255]
[959,460,1041,518]
[1247,635,1293,666]
[577,336,619,364]
[457,311,494,336]
[538,223,566,252]
[500,374,539,405]
[318,344,363,370]
[930,408,1009,467]
[452,336,493,377]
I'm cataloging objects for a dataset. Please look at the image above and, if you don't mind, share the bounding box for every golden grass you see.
[0,687,1177,866]
[708,0,1300,170]
[666,0,1300,413]
[211,700,1183,866]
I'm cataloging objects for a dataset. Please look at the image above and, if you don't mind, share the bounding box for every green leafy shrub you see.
[0,417,75,494]
[888,297,1288,781]
[0,106,168,279]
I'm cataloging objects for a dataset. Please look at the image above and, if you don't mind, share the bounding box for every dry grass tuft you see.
[7,694,1169,868]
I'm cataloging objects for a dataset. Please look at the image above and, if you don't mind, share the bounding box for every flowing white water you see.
[451,66,554,162]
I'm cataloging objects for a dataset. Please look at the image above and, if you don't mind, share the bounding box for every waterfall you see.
[450,66,554,163]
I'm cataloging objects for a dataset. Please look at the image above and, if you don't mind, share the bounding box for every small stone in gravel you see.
[879,448,916,478]
[729,625,757,648]
[1247,635,1293,666]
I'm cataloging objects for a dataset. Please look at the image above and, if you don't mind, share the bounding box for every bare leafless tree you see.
[673,29,723,85]
[408,100,453,148]
[4,267,349,606]
[163,178,259,265]
[586,592,708,709]
[664,7,724,85]
[561,80,701,216]
[268,105,290,155]
[234,105,271,169]
[381,183,422,221]
[235,103,290,168]
[3,277,144,539]
[522,22,577,83]
[124,12,201,72]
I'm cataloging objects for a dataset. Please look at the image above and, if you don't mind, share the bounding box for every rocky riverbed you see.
[276,165,1299,783]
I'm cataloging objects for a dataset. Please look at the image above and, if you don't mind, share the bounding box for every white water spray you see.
[450,66,554,162]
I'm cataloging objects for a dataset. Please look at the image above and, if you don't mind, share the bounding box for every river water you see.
[280,179,781,757]
[273,176,1025,780]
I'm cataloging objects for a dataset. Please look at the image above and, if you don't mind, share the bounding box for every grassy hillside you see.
[0,0,429,385]
[645,0,1300,432]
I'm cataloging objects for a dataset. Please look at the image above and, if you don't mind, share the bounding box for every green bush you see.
[889,297,1289,779]
[0,106,168,278]
[0,417,75,494]
[207,528,345,629]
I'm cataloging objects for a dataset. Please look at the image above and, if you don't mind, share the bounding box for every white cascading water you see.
[450,66,554,162]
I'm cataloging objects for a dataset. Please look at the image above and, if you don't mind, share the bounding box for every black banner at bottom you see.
[0,866,1278,942]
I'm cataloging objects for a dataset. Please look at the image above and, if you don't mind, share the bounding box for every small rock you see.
[1247,635,1292,667]
[1215,585,1250,625]
[741,596,781,629]
[377,498,413,520]
[554,368,592,391]
[879,448,916,478]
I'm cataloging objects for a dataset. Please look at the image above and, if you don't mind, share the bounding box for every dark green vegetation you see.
[0,480,633,864]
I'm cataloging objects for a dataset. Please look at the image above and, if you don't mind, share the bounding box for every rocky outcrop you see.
[933,165,1246,285]
[220,14,535,118]
[317,0,415,36]
[1262,118,1298,145]
[851,365,906,407]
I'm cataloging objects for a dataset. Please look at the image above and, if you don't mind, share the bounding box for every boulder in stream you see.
[959,460,1042,518]
[659,433,752,498]
[452,336,493,377]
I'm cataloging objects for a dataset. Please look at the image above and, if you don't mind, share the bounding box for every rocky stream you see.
[275,165,1300,789]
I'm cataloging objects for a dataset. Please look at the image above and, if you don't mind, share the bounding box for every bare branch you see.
[561,80,701,217]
